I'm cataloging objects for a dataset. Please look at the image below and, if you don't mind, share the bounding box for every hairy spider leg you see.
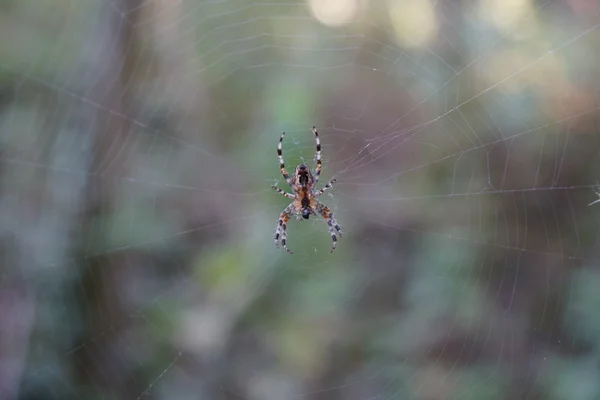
[271,186,294,199]
[278,132,292,186]
[589,184,600,205]
[312,126,322,184]
[314,178,337,197]
[274,204,295,254]
[315,202,343,253]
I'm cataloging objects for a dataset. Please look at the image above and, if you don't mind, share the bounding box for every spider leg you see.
[314,178,336,197]
[274,204,295,254]
[277,132,293,186]
[315,201,343,253]
[312,126,322,184]
[271,186,295,199]
[590,184,600,206]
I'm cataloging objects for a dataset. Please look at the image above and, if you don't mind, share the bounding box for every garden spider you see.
[272,126,342,254]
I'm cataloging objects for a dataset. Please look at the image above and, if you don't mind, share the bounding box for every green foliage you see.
[451,365,510,400]
[564,269,600,348]
[541,354,600,400]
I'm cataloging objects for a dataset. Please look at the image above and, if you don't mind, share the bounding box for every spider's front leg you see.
[274,204,295,254]
[315,201,343,253]
[277,132,293,186]
[312,126,323,185]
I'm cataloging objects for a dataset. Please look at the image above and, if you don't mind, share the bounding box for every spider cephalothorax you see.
[271,127,343,254]
[294,164,313,187]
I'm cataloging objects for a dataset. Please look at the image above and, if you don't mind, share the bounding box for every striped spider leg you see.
[277,131,292,186]
[313,178,337,197]
[315,201,343,253]
[274,203,295,254]
[311,126,337,197]
[589,183,600,206]
[312,126,322,184]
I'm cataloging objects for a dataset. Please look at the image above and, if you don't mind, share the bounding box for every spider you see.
[272,126,342,254]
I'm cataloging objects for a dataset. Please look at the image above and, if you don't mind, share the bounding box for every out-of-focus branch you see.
[73,0,141,397]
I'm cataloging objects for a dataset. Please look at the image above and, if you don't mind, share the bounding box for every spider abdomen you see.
[297,192,313,219]
[301,196,310,208]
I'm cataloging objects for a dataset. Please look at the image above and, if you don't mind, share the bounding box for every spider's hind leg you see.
[315,202,343,253]
[274,204,295,254]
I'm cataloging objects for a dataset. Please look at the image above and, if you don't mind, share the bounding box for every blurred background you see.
[1,0,600,399]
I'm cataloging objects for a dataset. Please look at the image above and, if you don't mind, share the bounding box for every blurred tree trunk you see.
[74,0,141,397]
[74,0,214,396]
[0,0,144,397]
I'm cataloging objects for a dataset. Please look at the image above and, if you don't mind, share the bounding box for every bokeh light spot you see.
[308,0,359,27]
[480,0,538,40]
[388,0,438,49]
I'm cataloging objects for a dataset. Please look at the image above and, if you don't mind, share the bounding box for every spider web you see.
[2,0,600,399]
